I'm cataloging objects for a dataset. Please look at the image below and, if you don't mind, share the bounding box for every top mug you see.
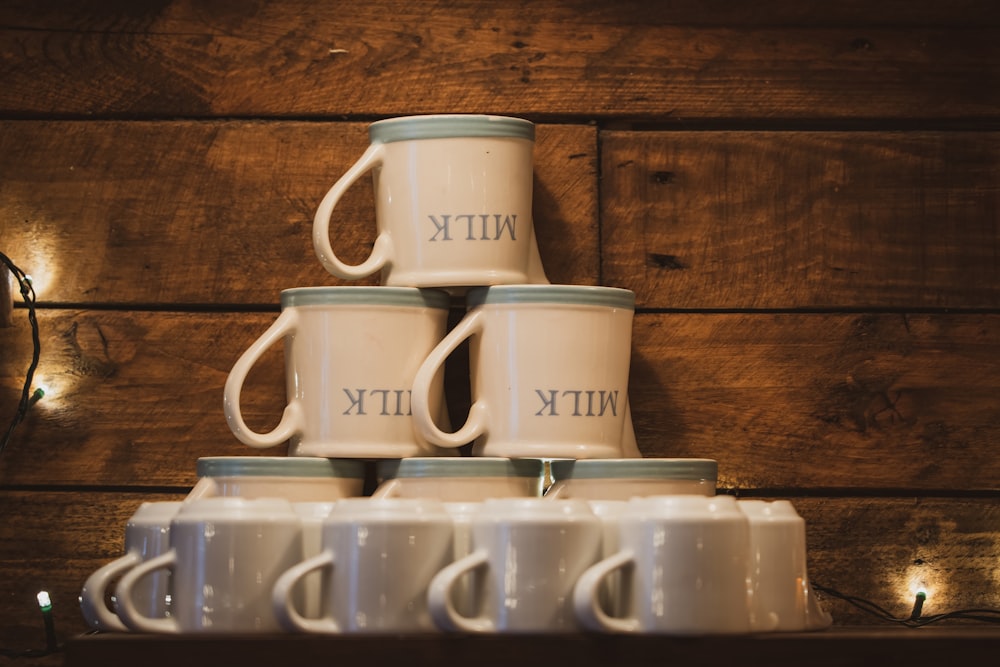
[313,114,549,290]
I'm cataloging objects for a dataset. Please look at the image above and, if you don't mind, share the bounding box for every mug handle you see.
[427,549,493,633]
[115,551,180,634]
[79,551,142,632]
[312,142,393,279]
[223,308,305,448]
[272,550,341,634]
[543,481,570,499]
[369,478,401,499]
[182,476,219,501]
[411,309,489,448]
[572,550,640,633]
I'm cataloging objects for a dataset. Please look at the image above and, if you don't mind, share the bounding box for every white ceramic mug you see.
[292,501,339,620]
[739,499,833,632]
[584,499,630,618]
[573,495,752,634]
[372,457,546,501]
[428,498,602,633]
[440,501,482,617]
[273,498,454,634]
[313,114,548,290]
[79,501,182,632]
[115,498,303,633]
[411,285,636,459]
[545,458,718,500]
[224,286,451,458]
[185,457,366,502]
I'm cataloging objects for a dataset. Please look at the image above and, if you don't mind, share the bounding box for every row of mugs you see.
[81,496,832,635]
[183,456,720,502]
[223,285,641,461]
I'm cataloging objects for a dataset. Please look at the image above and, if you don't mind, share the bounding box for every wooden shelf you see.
[65,626,1000,667]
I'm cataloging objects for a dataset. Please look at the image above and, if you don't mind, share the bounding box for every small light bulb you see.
[36,590,52,612]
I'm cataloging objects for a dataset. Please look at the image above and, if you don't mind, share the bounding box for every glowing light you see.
[13,252,58,299]
[908,574,933,600]
[36,590,52,612]
[27,374,75,407]
[896,563,939,614]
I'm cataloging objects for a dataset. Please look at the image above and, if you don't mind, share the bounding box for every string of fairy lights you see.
[0,251,41,458]
[1,250,998,657]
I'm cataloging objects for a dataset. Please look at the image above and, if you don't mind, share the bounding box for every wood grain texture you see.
[0,491,184,659]
[1,491,997,649]
[2,310,998,490]
[0,1,998,119]
[601,131,1000,309]
[62,629,1000,667]
[631,313,1000,490]
[0,121,597,305]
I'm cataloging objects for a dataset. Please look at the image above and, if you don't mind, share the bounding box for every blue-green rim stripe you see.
[376,457,547,479]
[196,457,367,479]
[281,286,452,309]
[466,285,636,310]
[370,115,535,143]
[549,459,718,482]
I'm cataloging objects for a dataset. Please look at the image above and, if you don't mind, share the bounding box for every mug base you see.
[382,268,536,291]
[288,442,451,459]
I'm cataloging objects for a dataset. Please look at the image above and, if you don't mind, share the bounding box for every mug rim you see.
[129,501,185,523]
[549,458,718,482]
[279,286,452,310]
[466,284,635,309]
[623,494,743,518]
[173,496,298,521]
[477,496,597,519]
[327,496,452,518]
[196,456,367,479]
[369,114,535,143]
[376,456,546,480]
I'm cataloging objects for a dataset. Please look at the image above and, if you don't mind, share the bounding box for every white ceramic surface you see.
[79,501,182,632]
[371,457,546,500]
[411,285,636,459]
[585,499,630,618]
[441,501,483,617]
[739,499,833,632]
[273,498,454,634]
[573,495,753,634]
[223,286,450,458]
[185,457,366,502]
[312,114,548,290]
[292,501,339,620]
[545,458,718,500]
[115,498,303,633]
[428,498,602,633]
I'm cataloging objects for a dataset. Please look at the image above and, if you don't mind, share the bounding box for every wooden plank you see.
[62,628,1000,667]
[601,131,1000,309]
[1,491,997,649]
[0,491,184,659]
[0,121,598,305]
[630,313,1000,490]
[2,311,999,490]
[0,1,998,119]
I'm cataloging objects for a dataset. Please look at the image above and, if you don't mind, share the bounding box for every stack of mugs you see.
[79,115,832,636]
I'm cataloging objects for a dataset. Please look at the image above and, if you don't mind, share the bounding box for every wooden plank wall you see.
[1,0,999,654]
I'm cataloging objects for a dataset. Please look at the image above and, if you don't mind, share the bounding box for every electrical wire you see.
[0,591,68,659]
[0,250,40,458]
[813,583,1000,627]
